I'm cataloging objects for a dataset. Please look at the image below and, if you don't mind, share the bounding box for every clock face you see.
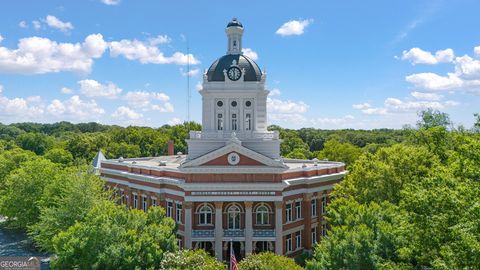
[227,67,242,81]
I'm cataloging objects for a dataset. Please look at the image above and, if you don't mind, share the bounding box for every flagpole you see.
[229,239,233,270]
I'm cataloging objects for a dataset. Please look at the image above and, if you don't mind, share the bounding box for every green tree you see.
[238,252,304,270]
[29,170,108,251]
[160,249,225,270]
[52,202,178,270]
[44,148,74,165]
[0,148,36,189]
[317,140,362,167]
[15,132,54,155]
[417,109,451,129]
[0,158,60,229]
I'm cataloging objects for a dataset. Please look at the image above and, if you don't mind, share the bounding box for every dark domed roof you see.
[207,54,262,82]
[227,18,243,28]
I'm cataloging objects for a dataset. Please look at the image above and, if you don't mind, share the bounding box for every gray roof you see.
[92,150,106,168]
[227,18,243,28]
[207,54,262,82]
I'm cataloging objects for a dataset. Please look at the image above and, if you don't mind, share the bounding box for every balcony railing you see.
[192,230,215,238]
[253,229,275,237]
[223,229,245,237]
[189,131,279,140]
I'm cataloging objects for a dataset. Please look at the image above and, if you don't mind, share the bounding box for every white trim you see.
[283,184,334,197]
[185,196,283,202]
[104,177,185,197]
[283,225,305,236]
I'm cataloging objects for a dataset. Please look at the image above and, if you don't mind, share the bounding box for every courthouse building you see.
[100,18,346,262]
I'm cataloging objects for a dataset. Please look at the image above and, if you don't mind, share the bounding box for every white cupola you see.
[226,18,244,55]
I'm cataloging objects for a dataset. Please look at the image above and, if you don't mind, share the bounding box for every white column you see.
[245,201,253,255]
[184,202,193,249]
[275,201,283,255]
[214,202,223,261]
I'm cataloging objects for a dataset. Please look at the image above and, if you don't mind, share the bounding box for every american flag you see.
[230,242,238,270]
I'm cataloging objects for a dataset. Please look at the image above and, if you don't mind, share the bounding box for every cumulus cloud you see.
[275,19,313,36]
[61,87,73,94]
[242,48,258,60]
[0,35,3,43]
[267,98,308,114]
[112,106,143,120]
[124,90,173,112]
[47,95,105,120]
[32,20,41,30]
[109,38,199,65]
[195,81,203,91]
[401,48,454,65]
[403,45,480,95]
[78,79,122,99]
[0,33,107,74]
[410,91,443,101]
[148,35,171,45]
[168,117,182,125]
[45,15,74,33]
[353,97,458,116]
[0,86,44,121]
[310,115,355,128]
[269,88,281,96]
[475,46,480,56]
[180,67,200,77]
[19,21,28,28]
[101,0,120,5]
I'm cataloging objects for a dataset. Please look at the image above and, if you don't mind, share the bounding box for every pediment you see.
[180,142,286,169]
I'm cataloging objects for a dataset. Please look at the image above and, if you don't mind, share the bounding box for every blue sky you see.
[0,0,479,129]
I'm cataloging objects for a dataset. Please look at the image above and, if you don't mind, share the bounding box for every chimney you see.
[168,140,174,156]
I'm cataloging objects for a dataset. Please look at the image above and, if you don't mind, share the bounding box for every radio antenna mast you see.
[186,38,191,124]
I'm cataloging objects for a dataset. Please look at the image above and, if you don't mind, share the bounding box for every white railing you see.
[189,131,279,140]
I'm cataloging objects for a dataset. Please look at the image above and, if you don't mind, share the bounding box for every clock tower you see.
[186,18,281,161]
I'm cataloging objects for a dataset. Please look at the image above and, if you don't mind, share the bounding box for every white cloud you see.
[275,19,313,36]
[19,21,28,28]
[180,67,200,77]
[78,79,122,99]
[353,97,459,116]
[123,91,173,112]
[101,0,120,5]
[0,90,43,120]
[32,20,41,30]
[310,115,356,128]
[109,38,199,65]
[475,46,480,56]
[269,88,281,96]
[61,87,73,94]
[242,48,258,60]
[112,106,143,120]
[267,97,308,114]
[47,95,105,120]
[410,91,443,101]
[45,15,73,33]
[195,81,203,91]
[401,48,454,65]
[404,46,480,95]
[168,117,182,125]
[0,33,107,74]
[0,35,3,43]
[149,35,171,46]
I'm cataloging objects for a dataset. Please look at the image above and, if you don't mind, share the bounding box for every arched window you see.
[255,204,270,225]
[197,204,213,225]
[227,204,241,229]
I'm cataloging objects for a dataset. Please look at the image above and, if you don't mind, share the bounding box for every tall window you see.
[321,195,327,214]
[151,197,157,207]
[217,113,223,130]
[120,190,125,205]
[227,205,241,229]
[295,201,302,220]
[231,114,237,130]
[312,227,317,245]
[142,196,147,212]
[295,231,302,249]
[198,204,213,225]
[125,195,129,207]
[133,194,138,209]
[311,199,317,217]
[176,203,182,224]
[255,204,269,225]
[166,201,173,217]
[286,234,292,252]
[322,223,327,237]
[286,203,292,223]
[245,113,251,131]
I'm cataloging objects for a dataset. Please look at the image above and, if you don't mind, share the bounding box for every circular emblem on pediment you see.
[227,152,240,165]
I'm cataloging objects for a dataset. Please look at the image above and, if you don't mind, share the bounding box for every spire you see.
[225,18,244,55]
